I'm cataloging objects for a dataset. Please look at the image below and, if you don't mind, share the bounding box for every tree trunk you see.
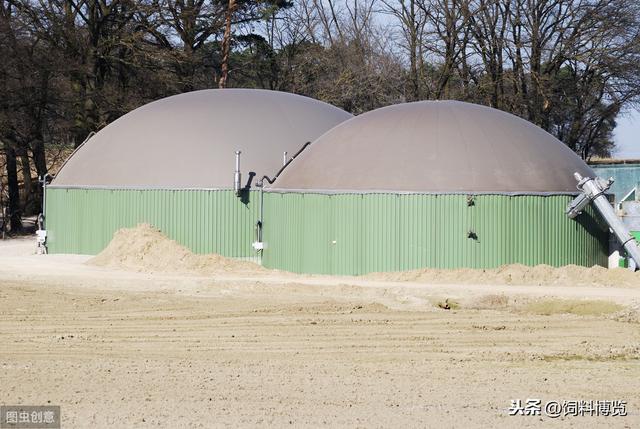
[408,0,419,101]
[5,146,22,233]
[219,0,237,89]
[32,138,47,179]
[32,72,49,180]
[19,152,33,213]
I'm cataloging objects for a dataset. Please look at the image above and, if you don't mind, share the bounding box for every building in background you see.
[590,159,640,203]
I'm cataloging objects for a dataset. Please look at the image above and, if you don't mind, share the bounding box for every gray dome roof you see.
[52,89,352,189]
[271,101,594,193]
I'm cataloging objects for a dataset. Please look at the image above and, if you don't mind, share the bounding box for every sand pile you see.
[89,224,640,287]
[368,263,640,287]
[87,224,263,275]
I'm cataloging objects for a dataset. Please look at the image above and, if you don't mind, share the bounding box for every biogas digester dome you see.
[262,101,609,274]
[46,89,353,256]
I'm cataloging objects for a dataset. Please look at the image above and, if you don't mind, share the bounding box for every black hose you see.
[260,141,312,186]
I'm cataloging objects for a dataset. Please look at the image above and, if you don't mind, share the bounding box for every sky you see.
[614,109,640,159]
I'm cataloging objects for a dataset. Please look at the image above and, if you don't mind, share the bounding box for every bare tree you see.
[382,0,428,100]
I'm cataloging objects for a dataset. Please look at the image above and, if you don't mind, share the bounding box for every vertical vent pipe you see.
[234,150,242,196]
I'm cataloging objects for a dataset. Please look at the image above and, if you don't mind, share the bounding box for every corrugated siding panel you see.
[45,188,260,261]
[262,193,609,275]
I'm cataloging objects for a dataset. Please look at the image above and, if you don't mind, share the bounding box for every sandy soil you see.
[0,235,639,428]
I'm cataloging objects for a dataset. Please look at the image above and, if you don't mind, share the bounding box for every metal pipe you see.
[39,173,51,229]
[234,150,242,196]
[568,172,640,270]
[259,180,264,242]
[251,178,265,253]
[283,151,288,166]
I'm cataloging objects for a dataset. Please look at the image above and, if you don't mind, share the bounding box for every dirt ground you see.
[1,236,639,428]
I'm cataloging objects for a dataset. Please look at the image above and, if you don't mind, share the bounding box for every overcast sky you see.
[614,109,640,158]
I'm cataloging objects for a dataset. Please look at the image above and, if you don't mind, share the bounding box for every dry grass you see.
[368,264,640,287]
[540,353,638,362]
[470,294,510,309]
[524,299,624,316]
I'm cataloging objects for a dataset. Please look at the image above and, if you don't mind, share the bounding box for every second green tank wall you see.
[261,192,609,275]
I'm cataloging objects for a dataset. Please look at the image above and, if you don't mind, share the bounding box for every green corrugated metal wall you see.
[262,193,609,275]
[45,187,260,260]
[46,188,609,274]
